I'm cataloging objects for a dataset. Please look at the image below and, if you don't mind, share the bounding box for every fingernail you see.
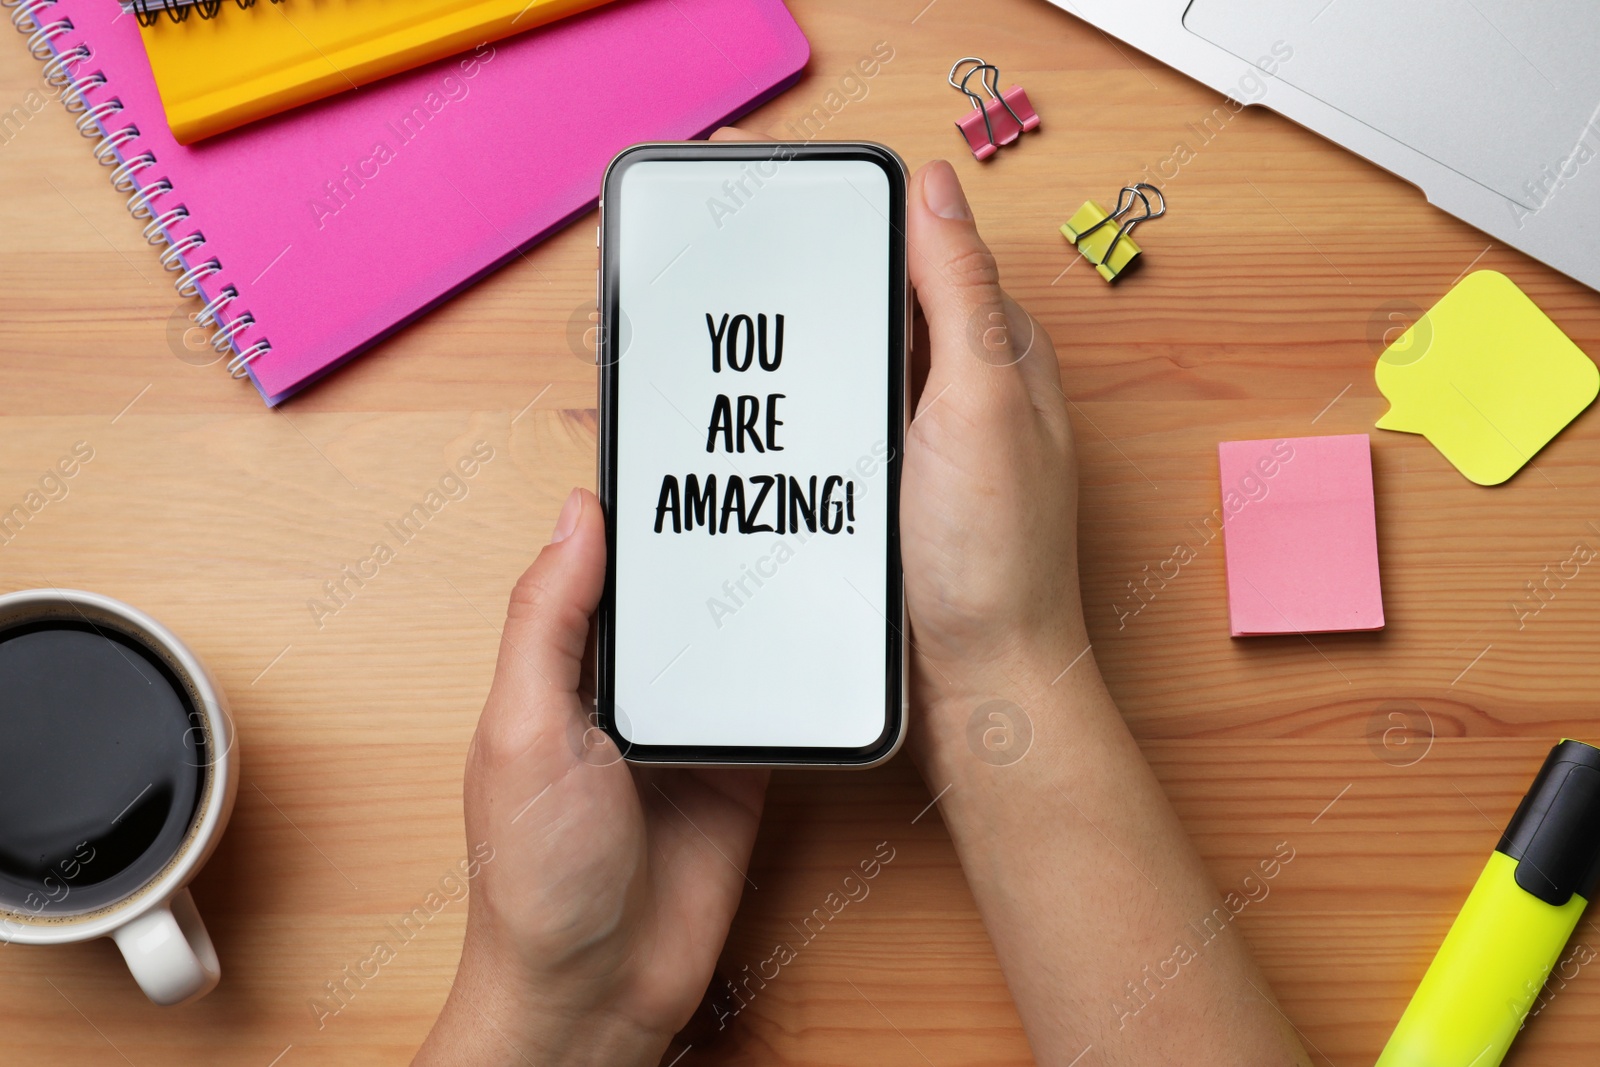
[550,489,582,543]
[922,160,972,221]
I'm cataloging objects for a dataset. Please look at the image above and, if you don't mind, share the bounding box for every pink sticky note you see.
[1218,434,1384,637]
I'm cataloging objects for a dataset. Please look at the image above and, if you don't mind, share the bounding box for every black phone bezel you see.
[595,141,907,766]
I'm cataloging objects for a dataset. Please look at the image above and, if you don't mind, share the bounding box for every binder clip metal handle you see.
[1061,183,1166,282]
[949,57,1040,161]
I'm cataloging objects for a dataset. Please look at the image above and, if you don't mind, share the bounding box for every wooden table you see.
[4,0,1600,1063]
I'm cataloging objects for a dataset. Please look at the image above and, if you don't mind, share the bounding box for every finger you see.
[640,766,769,912]
[905,161,1028,415]
[620,767,768,1003]
[709,126,767,142]
[491,488,606,703]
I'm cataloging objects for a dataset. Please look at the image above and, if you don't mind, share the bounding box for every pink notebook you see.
[29,0,808,404]
[1218,434,1385,637]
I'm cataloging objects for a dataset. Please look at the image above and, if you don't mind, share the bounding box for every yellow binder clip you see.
[1060,183,1166,282]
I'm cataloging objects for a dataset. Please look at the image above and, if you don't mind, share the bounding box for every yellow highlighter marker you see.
[1377,739,1600,1067]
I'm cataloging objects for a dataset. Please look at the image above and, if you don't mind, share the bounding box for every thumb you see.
[494,488,606,700]
[906,160,1027,412]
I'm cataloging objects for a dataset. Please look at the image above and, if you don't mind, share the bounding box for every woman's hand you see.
[890,161,1311,1066]
[898,159,1085,734]
[414,489,767,1067]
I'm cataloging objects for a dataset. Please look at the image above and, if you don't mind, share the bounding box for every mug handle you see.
[110,888,221,1005]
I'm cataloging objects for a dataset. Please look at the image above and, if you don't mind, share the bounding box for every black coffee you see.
[0,622,206,916]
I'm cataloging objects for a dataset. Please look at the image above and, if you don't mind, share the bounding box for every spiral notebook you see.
[138,0,621,143]
[22,0,808,405]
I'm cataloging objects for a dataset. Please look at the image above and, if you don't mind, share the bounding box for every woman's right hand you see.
[897,159,1087,739]
[894,160,1312,1067]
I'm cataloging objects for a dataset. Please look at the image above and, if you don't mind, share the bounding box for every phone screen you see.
[600,146,904,759]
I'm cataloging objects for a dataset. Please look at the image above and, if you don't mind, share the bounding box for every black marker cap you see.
[1496,739,1600,907]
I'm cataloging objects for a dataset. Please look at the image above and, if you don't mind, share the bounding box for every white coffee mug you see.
[0,589,238,1005]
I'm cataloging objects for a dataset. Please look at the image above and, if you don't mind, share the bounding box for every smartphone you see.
[595,141,908,766]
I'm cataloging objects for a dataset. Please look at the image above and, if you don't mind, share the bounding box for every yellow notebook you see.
[140,0,617,143]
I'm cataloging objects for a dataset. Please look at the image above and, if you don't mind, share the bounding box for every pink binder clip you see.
[950,57,1040,161]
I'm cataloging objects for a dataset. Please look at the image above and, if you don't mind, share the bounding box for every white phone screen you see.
[610,156,895,750]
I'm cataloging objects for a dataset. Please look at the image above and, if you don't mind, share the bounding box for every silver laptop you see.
[1046,0,1600,293]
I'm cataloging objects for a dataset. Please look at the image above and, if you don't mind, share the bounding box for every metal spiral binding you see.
[9,0,52,32]
[108,151,156,192]
[175,259,221,297]
[38,39,85,84]
[4,0,272,380]
[193,285,235,326]
[58,69,102,111]
[25,15,71,57]
[159,232,205,269]
[129,0,282,28]
[75,97,121,136]
[142,206,189,243]
[93,125,139,165]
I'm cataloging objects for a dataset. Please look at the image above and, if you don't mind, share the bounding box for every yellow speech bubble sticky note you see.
[1374,271,1599,485]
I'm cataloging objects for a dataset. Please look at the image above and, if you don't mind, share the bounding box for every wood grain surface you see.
[4,0,1600,1064]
